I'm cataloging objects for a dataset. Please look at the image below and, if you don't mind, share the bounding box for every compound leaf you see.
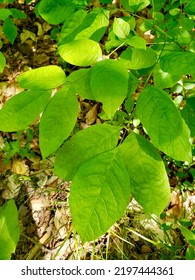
[136,86,192,162]
[58,39,102,67]
[0,90,51,132]
[0,200,20,260]
[120,132,170,215]
[69,149,131,242]
[90,59,129,118]
[17,65,66,90]
[54,124,121,180]
[39,87,79,159]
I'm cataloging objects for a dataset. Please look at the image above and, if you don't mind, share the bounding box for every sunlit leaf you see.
[120,132,170,215]
[75,8,110,42]
[58,39,102,66]
[0,52,6,73]
[0,90,51,132]
[66,68,94,100]
[54,124,121,180]
[154,65,180,89]
[39,87,79,159]
[113,17,130,39]
[136,86,192,162]
[181,95,195,137]
[160,51,195,76]
[17,65,66,90]
[119,47,157,69]
[0,200,20,260]
[69,149,131,242]
[90,59,129,118]
[121,0,150,12]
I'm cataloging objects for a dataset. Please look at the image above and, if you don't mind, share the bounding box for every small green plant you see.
[0,0,194,245]
[0,0,27,72]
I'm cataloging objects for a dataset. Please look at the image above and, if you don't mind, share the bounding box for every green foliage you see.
[39,87,79,159]
[0,0,194,246]
[69,149,131,242]
[160,52,195,76]
[38,0,77,25]
[54,124,121,180]
[3,16,17,44]
[16,65,66,90]
[119,132,170,215]
[58,39,102,66]
[0,52,6,73]
[0,90,51,132]
[0,200,20,260]
[119,47,157,69]
[181,95,195,137]
[136,86,192,162]
[90,59,129,118]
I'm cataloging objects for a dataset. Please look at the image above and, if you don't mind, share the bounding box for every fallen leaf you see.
[166,191,183,219]
[11,158,29,175]
[20,30,37,44]
[86,103,99,124]
[141,244,152,254]
[30,196,49,211]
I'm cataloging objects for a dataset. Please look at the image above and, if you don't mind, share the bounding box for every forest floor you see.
[0,1,195,260]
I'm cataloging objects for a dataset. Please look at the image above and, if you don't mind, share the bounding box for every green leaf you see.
[181,95,195,137]
[54,124,121,180]
[127,35,146,49]
[120,132,170,215]
[113,17,130,39]
[0,90,51,132]
[179,225,195,246]
[38,0,76,25]
[154,65,180,89]
[160,52,195,76]
[58,39,102,67]
[69,149,131,242]
[119,47,157,69]
[0,51,6,73]
[3,17,17,44]
[0,200,20,260]
[10,8,27,19]
[100,0,112,3]
[39,87,79,159]
[75,8,110,42]
[184,0,195,15]
[66,68,94,100]
[136,86,192,162]
[17,65,66,90]
[90,59,129,118]
[121,0,150,12]
[59,10,87,43]
[0,8,12,20]
[176,29,192,46]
